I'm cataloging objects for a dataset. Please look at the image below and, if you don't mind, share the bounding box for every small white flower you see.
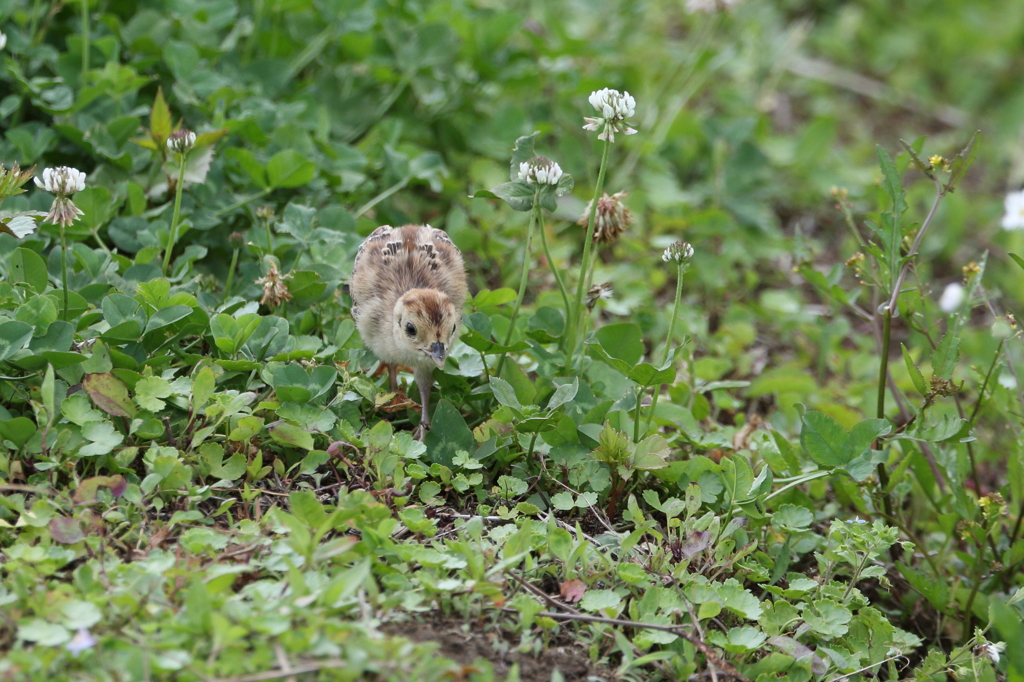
[583,88,638,142]
[518,157,563,186]
[0,32,7,51]
[65,628,96,655]
[33,167,86,196]
[975,641,1005,665]
[1001,190,1024,230]
[167,129,197,155]
[662,241,694,265]
[938,282,965,313]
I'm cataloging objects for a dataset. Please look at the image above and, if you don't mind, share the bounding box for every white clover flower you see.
[686,0,741,13]
[517,157,563,186]
[583,88,638,142]
[34,167,86,196]
[167,129,196,155]
[938,282,965,313]
[662,241,694,265]
[34,167,86,228]
[0,32,7,51]
[1001,190,1024,230]
[975,641,1005,665]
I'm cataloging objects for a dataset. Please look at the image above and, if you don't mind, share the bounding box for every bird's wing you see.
[352,225,466,309]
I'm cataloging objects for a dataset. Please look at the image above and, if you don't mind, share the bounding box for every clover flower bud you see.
[582,88,638,142]
[662,241,694,265]
[586,282,613,310]
[579,191,632,244]
[256,260,293,307]
[167,129,196,155]
[228,231,245,249]
[938,282,964,313]
[517,156,563,186]
[255,205,275,221]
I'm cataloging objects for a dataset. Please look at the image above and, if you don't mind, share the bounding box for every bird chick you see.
[351,224,467,440]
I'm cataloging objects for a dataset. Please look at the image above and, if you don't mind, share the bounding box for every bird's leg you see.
[387,363,399,392]
[412,367,434,441]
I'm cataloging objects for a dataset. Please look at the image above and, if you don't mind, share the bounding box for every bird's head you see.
[393,289,461,369]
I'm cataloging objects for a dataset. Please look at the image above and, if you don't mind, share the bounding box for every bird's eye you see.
[405,322,416,336]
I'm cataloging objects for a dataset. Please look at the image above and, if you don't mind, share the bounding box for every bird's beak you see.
[425,341,446,368]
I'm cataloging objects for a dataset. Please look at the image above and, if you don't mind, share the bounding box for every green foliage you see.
[2,0,1024,679]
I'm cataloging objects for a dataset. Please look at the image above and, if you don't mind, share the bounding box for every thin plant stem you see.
[875,307,894,518]
[633,386,643,443]
[224,247,240,301]
[644,264,685,433]
[215,189,271,218]
[355,176,410,218]
[969,338,1004,426]
[496,194,539,376]
[59,225,68,320]
[567,138,611,370]
[264,218,273,253]
[887,179,944,314]
[161,154,188,277]
[536,209,571,326]
[81,0,89,76]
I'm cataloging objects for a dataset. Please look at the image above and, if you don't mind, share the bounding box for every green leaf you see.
[1009,253,1024,272]
[10,247,48,294]
[901,344,928,396]
[149,86,172,143]
[473,289,517,307]
[423,400,474,467]
[267,150,316,188]
[135,376,173,412]
[489,376,523,411]
[269,422,314,450]
[876,145,906,217]
[547,378,578,411]
[931,330,960,381]
[79,420,124,456]
[225,147,268,188]
[579,589,621,614]
[595,323,644,366]
[799,411,849,467]
[0,321,34,362]
[473,181,535,212]
[630,435,670,470]
[803,599,852,639]
[772,504,813,532]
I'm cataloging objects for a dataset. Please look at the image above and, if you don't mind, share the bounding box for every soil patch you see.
[383,612,606,681]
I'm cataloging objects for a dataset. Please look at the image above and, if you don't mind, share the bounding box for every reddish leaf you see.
[560,579,586,603]
[83,372,136,418]
[74,475,127,505]
[49,517,85,544]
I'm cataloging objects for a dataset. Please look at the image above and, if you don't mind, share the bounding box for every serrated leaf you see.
[901,343,927,396]
[931,329,961,381]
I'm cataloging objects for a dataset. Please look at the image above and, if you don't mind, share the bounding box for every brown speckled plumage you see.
[351,224,468,439]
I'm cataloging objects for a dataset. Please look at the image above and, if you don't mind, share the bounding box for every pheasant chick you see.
[350,224,467,440]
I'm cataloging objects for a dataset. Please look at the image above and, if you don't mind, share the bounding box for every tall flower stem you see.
[59,226,69,320]
[161,155,187,277]
[496,191,540,376]
[224,247,241,302]
[264,217,273,252]
[81,0,90,76]
[567,138,611,370]
[536,209,571,341]
[644,264,685,433]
